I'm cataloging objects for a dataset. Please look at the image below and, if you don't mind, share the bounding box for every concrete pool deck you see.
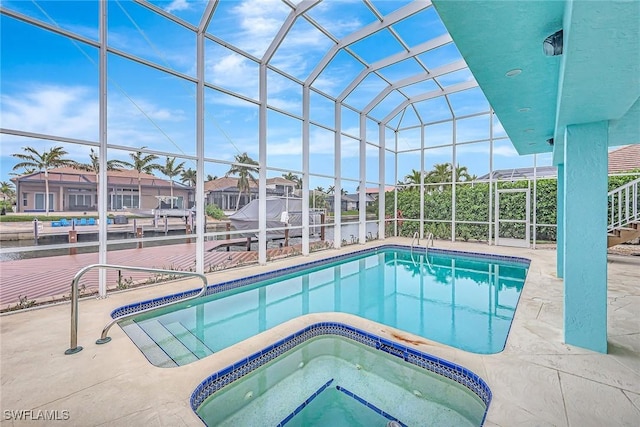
[1,238,639,426]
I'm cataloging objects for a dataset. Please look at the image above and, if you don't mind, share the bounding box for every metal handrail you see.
[607,177,640,231]
[425,232,434,248]
[65,264,208,355]
[411,231,420,248]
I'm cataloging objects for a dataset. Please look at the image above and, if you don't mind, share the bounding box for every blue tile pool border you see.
[110,244,530,319]
[190,322,492,426]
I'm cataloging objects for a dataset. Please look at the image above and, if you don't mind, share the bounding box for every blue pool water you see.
[124,247,528,366]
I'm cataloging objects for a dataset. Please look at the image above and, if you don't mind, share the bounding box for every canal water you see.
[0,222,380,262]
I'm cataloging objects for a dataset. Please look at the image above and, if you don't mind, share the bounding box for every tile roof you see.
[204,176,296,192]
[608,145,640,173]
[12,167,182,187]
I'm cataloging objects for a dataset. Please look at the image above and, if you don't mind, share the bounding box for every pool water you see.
[124,248,528,367]
[195,335,487,426]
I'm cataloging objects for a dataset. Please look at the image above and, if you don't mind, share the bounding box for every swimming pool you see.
[115,246,529,367]
[191,323,491,426]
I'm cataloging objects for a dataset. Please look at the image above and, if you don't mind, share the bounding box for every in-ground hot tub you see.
[191,323,491,426]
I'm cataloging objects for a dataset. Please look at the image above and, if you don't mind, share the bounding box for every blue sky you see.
[0,0,550,193]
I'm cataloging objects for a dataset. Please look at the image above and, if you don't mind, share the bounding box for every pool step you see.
[137,320,200,366]
[120,320,177,368]
[164,322,214,359]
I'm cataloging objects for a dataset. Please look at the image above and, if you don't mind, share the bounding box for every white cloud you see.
[265,126,360,158]
[165,0,190,13]
[206,52,259,99]
[0,84,193,163]
[305,0,363,38]
[492,144,518,157]
[0,84,99,142]
[227,0,291,57]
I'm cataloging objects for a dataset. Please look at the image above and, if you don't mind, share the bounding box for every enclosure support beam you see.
[556,163,565,278]
[562,122,608,353]
[419,125,425,240]
[334,102,342,249]
[359,113,367,244]
[98,0,108,296]
[194,2,215,274]
[378,123,386,240]
[302,85,310,256]
[451,118,457,242]
[394,131,399,237]
[258,63,267,265]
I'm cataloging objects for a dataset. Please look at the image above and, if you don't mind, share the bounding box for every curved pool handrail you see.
[425,232,434,249]
[410,231,420,250]
[64,263,208,355]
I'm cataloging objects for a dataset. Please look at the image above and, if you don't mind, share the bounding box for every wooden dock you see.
[0,242,307,309]
[206,237,255,252]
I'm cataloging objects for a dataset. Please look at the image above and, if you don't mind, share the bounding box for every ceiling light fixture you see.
[543,30,563,56]
[505,69,522,77]
[524,128,535,133]
[518,107,531,112]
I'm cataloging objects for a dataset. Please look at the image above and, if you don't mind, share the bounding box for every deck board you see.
[0,243,285,308]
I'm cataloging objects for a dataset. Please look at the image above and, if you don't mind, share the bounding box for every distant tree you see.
[425,163,452,184]
[119,147,161,209]
[74,148,128,209]
[226,152,259,210]
[206,174,218,181]
[12,146,76,215]
[327,185,335,194]
[455,165,473,182]
[180,168,197,187]
[159,157,185,208]
[0,181,15,210]
[315,186,325,193]
[282,172,301,189]
[404,169,423,189]
[9,167,35,177]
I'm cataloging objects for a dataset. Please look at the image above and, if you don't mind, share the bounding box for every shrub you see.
[205,204,225,220]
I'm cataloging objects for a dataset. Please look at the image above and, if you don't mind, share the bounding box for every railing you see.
[425,232,434,249]
[608,177,640,231]
[411,231,420,248]
[65,264,208,355]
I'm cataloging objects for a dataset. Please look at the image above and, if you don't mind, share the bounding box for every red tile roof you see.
[12,167,177,187]
[609,145,640,173]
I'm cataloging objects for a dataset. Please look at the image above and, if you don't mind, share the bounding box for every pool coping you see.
[110,244,531,319]
[190,321,492,426]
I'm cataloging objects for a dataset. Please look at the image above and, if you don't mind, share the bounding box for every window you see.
[22,193,28,207]
[110,189,139,210]
[34,193,55,211]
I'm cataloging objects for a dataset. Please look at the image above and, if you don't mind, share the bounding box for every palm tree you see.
[315,186,325,193]
[226,152,259,210]
[404,169,423,189]
[425,163,453,184]
[206,174,218,182]
[180,168,197,187]
[327,185,335,194]
[0,181,15,212]
[159,157,185,208]
[119,147,161,209]
[9,167,35,177]
[282,172,301,189]
[455,165,473,182]
[74,148,128,209]
[12,146,76,215]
